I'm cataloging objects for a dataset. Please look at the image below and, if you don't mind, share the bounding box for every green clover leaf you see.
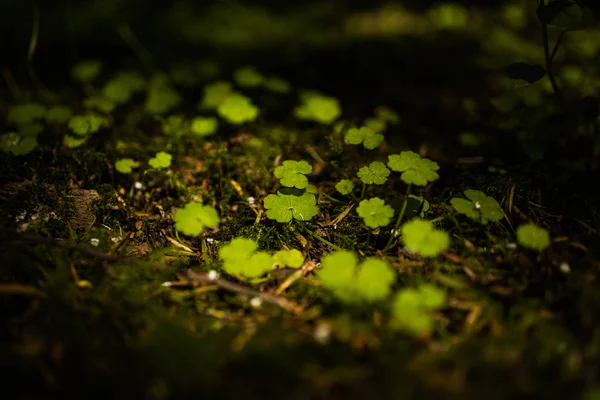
[63,135,88,148]
[294,93,341,124]
[199,81,233,109]
[83,96,117,113]
[450,189,504,224]
[357,161,390,185]
[318,250,395,303]
[148,151,172,169]
[263,191,319,222]
[345,126,384,150]
[387,151,440,186]
[364,117,387,134]
[219,238,274,278]
[145,75,182,115]
[71,60,102,83]
[401,218,449,257]
[191,116,219,137]
[263,76,291,93]
[160,115,188,137]
[68,113,109,136]
[233,66,264,87]
[375,106,401,124]
[115,158,136,174]
[274,160,313,189]
[102,71,146,104]
[7,103,47,125]
[335,179,354,195]
[357,197,394,229]
[45,106,73,124]
[0,132,38,156]
[392,284,446,336]
[516,223,551,251]
[173,202,220,236]
[217,93,260,124]
[274,249,305,268]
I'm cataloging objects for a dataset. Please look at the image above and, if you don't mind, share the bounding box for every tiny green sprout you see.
[335,179,354,195]
[516,223,551,251]
[219,238,274,278]
[450,189,504,224]
[68,113,109,136]
[7,103,47,125]
[148,151,172,169]
[375,106,400,124]
[318,250,395,303]
[294,92,341,124]
[263,76,291,93]
[357,161,390,185]
[115,158,136,174]
[387,151,440,186]
[263,191,319,223]
[45,106,72,124]
[401,218,449,257]
[357,198,394,229]
[190,116,219,137]
[102,71,146,104]
[391,284,446,336]
[274,249,304,268]
[345,126,384,150]
[0,132,38,156]
[274,160,313,189]
[200,81,234,109]
[145,75,182,115]
[217,93,260,124]
[71,60,102,83]
[173,202,220,237]
[83,96,117,113]
[364,117,387,134]
[233,66,264,87]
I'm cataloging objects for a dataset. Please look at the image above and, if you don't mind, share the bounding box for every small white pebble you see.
[314,322,331,344]
[250,297,262,308]
[161,281,172,287]
[207,270,219,281]
[475,201,481,209]
[315,262,321,269]
[111,236,121,243]
[506,242,517,250]
[134,182,144,190]
[90,238,100,247]
[247,196,255,205]
[206,238,214,243]
[559,262,570,274]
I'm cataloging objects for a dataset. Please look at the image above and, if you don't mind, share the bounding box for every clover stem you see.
[540,0,564,109]
[300,225,342,251]
[360,182,366,200]
[382,184,412,253]
[429,214,448,225]
[319,191,340,203]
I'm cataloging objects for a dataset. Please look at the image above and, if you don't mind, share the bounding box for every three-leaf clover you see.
[173,202,220,236]
[294,92,341,124]
[217,93,259,124]
[219,238,274,278]
[191,116,219,137]
[345,126,384,150]
[115,158,136,174]
[450,189,504,224]
[388,151,440,186]
[335,179,354,195]
[357,198,394,229]
[263,191,319,222]
[233,66,264,87]
[516,223,550,251]
[357,161,390,185]
[68,113,109,136]
[391,284,446,336]
[274,249,305,268]
[401,218,449,257]
[149,151,172,169]
[7,103,47,125]
[318,250,395,303]
[274,160,313,189]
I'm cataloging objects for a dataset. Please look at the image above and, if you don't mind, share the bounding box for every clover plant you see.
[102,71,146,104]
[173,202,220,236]
[199,81,233,110]
[219,237,274,278]
[274,160,313,189]
[217,93,259,124]
[263,191,319,222]
[357,161,390,185]
[345,126,384,150]
[68,113,110,136]
[233,66,264,87]
[149,152,172,169]
[364,117,387,134]
[516,223,550,251]
[145,75,182,115]
[392,284,446,336]
[274,249,304,268]
[7,103,47,125]
[451,189,504,224]
[405,195,430,219]
[115,158,136,174]
[318,250,395,303]
[294,92,341,124]
[335,179,354,195]
[191,116,219,137]
[0,133,38,156]
[357,198,394,229]
[401,218,449,257]
[388,151,440,186]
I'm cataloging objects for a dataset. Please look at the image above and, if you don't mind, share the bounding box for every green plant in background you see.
[294,92,341,124]
[450,189,504,224]
[387,151,440,186]
[71,60,102,83]
[190,116,219,137]
[217,93,260,124]
[335,179,354,195]
[101,71,146,104]
[391,284,446,336]
[68,113,109,136]
[173,202,220,236]
[233,66,264,87]
[84,95,117,113]
[345,126,384,150]
[274,249,305,268]
[516,222,551,251]
[7,103,47,125]
[401,218,449,257]
[219,237,274,278]
[357,198,394,229]
[274,160,313,189]
[199,81,234,110]
[0,132,38,156]
[356,161,390,185]
[145,74,182,115]
[45,106,73,124]
[263,76,291,93]
[364,117,387,134]
[318,250,395,303]
[263,191,319,222]
[148,151,172,169]
[375,106,401,124]
[115,158,136,174]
